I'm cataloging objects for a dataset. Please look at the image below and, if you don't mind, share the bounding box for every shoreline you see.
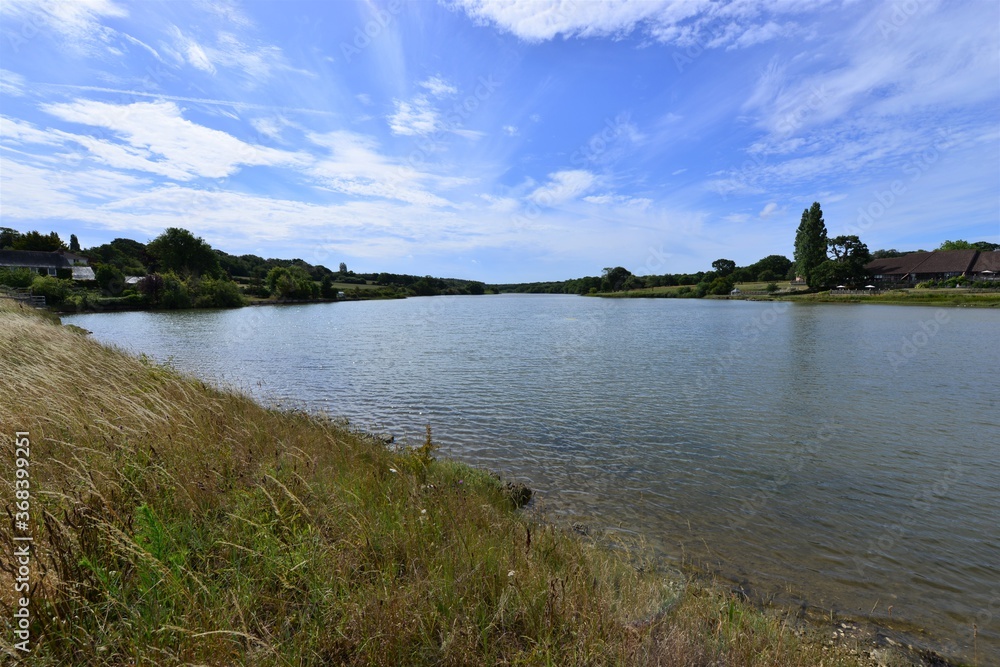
[595,286,1000,307]
[0,300,980,665]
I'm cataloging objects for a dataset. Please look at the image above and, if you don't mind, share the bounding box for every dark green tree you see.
[711,258,736,276]
[13,231,65,252]
[320,274,336,299]
[339,262,348,274]
[69,234,81,252]
[601,266,633,292]
[811,235,872,289]
[939,240,1000,252]
[793,202,828,289]
[0,228,21,249]
[266,266,316,299]
[95,264,125,296]
[147,228,221,278]
[748,254,793,281]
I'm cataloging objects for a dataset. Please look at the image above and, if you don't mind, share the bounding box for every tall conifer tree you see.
[794,202,828,289]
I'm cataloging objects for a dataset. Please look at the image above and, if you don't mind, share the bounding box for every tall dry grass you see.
[0,299,870,665]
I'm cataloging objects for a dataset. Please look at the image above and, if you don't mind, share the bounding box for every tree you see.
[793,202,828,289]
[266,266,316,299]
[0,228,20,249]
[711,258,736,276]
[939,240,1000,252]
[601,266,633,292]
[811,235,872,289]
[339,262,348,274]
[13,231,65,252]
[95,264,125,296]
[147,228,221,278]
[69,234,81,252]
[748,254,792,281]
[707,275,735,295]
[320,274,336,299]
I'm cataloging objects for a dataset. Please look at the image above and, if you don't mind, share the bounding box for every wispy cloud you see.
[43,84,337,116]
[387,98,439,136]
[2,0,127,54]
[41,100,309,180]
[528,170,596,205]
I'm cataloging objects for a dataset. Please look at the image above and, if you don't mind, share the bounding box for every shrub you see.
[160,272,191,309]
[0,267,35,288]
[30,275,70,305]
[192,277,246,308]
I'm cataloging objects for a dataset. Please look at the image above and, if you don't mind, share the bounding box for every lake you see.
[65,295,1000,663]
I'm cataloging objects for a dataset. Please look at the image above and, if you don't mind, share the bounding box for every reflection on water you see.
[66,295,1000,663]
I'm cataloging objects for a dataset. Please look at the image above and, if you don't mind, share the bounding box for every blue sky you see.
[1,0,998,282]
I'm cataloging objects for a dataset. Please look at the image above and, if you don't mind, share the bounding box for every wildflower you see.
[389,468,398,474]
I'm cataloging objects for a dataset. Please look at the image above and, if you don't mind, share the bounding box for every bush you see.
[766,282,779,293]
[192,277,246,308]
[160,273,191,309]
[0,267,36,288]
[266,266,316,299]
[96,264,126,296]
[30,275,70,305]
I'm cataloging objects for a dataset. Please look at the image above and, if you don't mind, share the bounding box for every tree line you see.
[0,227,488,310]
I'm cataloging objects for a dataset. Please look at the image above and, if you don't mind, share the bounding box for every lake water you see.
[65,295,1000,662]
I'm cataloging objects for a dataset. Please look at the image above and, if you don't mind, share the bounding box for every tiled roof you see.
[970,251,1000,273]
[0,250,73,269]
[865,250,979,276]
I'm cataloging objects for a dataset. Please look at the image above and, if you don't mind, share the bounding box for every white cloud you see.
[356,93,372,106]
[452,0,824,48]
[528,170,596,205]
[387,98,439,136]
[169,26,216,73]
[41,100,309,180]
[503,124,518,136]
[420,76,457,97]
[0,116,63,146]
[2,0,127,54]
[759,202,779,218]
[307,130,452,207]
[584,193,652,209]
[0,70,27,97]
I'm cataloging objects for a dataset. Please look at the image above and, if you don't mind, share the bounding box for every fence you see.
[0,286,46,307]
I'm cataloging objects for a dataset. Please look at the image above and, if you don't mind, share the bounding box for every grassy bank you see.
[1,298,909,666]
[774,288,1000,307]
[596,285,1000,307]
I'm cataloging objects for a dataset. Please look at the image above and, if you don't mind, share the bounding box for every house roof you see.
[0,250,73,269]
[72,266,96,281]
[865,250,979,276]
[910,249,978,274]
[971,251,1000,273]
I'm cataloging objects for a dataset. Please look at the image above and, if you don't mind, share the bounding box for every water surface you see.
[66,295,1000,662]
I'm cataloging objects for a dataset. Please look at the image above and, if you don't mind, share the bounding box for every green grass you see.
[777,288,1000,307]
[0,299,899,665]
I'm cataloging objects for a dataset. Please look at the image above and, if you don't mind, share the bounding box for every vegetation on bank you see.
[0,227,489,313]
[1,299,891,666]
[774,288,1000,307]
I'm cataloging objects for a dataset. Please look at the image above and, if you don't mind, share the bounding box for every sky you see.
[1,0,998,283]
